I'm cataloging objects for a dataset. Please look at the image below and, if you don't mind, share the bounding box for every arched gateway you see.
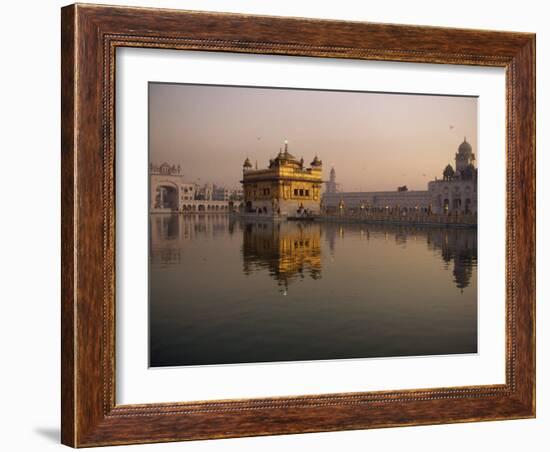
[153,183,179,210]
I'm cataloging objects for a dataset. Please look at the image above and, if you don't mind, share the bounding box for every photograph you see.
[148,83,479,367]
[47,1,537,448]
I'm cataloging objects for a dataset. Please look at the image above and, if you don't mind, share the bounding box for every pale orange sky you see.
[149,83,477,191]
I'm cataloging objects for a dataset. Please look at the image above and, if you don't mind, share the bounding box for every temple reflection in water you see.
[242,221,322,289]
[150,214,476,291]
[149,214,477,366]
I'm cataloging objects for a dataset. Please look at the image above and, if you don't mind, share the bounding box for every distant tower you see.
[455,137,475,174]
[326,167,337,193]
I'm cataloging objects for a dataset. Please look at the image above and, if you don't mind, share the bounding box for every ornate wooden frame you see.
[61,3,535,447]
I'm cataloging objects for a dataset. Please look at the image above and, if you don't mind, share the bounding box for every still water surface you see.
[149,214,477,367]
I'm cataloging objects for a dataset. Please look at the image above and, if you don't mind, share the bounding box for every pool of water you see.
[149,214,477,367]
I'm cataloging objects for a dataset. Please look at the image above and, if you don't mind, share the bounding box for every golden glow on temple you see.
[241,141,323,217]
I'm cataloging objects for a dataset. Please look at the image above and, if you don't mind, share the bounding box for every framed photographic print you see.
[61,3,536,447]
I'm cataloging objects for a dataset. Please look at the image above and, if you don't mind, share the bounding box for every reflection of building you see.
[149,213,235,266]
[150,213,475,291]
[241,141,323,217]
[427,227,477,290]
[242,221,322,287]
[322,138,478,215]
[322,222,477,290]
[149,214,182,266]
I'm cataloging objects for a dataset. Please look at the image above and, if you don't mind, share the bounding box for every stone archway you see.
[154,183,178,210]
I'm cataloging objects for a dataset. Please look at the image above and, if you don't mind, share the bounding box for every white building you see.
[323,138,477,215]
[195,183,214,201]
[212,185,231,201]
[150,162,196,211]
[428,138,477,214]
[150,163,241,213]
[323,189,431,212]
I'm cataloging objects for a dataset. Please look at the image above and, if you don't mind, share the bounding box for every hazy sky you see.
[149,83,477,191]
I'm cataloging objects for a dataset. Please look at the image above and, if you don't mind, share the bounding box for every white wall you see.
[0,1,546,451]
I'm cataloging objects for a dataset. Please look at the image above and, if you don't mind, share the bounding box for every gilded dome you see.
[270,141,301,167]
[310,155,322,167]
[281,148,298,162]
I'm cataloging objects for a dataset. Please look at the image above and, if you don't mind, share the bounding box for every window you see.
[299,189,304,196]
[305,189,310,197]
[294,189,298,196]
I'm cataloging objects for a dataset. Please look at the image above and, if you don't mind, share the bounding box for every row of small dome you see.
[243,142,322,169]
[443,163,477,180]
